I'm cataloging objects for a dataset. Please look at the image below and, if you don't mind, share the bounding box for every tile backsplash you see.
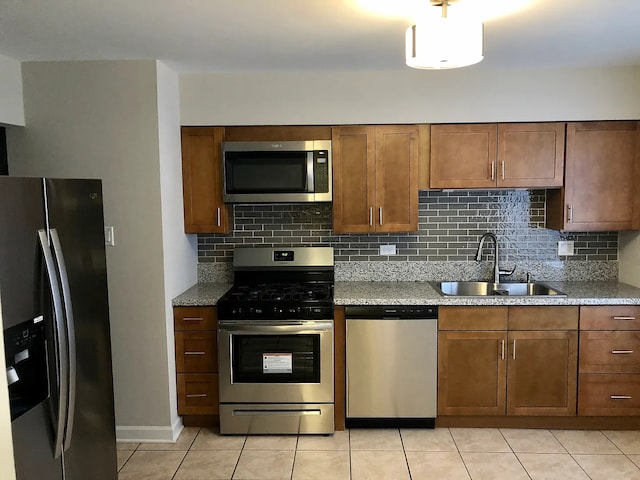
[197,190,618,282]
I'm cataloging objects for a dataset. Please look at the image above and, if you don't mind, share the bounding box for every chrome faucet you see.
[475,232,516,284]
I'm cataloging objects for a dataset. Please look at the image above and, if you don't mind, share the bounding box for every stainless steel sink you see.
[432,281,567,297]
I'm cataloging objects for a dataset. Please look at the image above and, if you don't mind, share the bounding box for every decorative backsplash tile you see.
[198,190,618,268]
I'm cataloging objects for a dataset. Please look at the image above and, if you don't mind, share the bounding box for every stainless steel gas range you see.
[216,246,334,435]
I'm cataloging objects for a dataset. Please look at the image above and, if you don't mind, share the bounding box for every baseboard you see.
[116,417,184,443]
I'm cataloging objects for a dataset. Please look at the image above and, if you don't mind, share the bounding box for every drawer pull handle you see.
[183,317,204,322]
[612,350,634,354]
[610,395,632,400]
[613,316,636,321]
[186,393,207,398]
[185,351,206,355]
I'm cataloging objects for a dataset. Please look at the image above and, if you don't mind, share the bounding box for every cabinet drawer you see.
[174,306,217,331]
[177,373,219,415]
[580,306,640,330]
[509,306,578,331]
[439,306,508,331]
[578,374,640,415]
[579,331,640,373]
[175,331,217,373]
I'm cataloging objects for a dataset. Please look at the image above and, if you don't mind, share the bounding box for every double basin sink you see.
[432,281,566,297]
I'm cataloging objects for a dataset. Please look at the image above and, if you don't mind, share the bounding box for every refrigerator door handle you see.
[37,229,69,459]
[50,228,77,452]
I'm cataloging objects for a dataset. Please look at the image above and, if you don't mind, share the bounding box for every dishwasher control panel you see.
[344,305,438,319]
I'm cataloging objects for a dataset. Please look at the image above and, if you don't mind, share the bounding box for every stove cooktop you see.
[218,246,335,320]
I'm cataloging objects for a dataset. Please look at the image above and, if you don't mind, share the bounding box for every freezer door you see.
[0,177,63,480]
[45,179,117,480]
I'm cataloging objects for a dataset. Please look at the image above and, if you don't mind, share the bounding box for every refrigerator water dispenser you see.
[3,317,49,421]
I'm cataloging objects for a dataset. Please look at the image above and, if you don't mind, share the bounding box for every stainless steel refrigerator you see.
[1,177,117,480]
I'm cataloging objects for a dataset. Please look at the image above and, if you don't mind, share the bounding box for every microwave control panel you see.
[313,150,330,193]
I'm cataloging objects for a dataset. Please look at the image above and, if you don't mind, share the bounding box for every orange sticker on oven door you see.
[263,353,292,374]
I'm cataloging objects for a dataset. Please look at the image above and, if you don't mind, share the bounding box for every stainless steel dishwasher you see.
[345,305,438,428]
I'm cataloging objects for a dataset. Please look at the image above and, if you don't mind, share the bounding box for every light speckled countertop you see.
[334,281,640,306]
[172,282,233,306]
[172,281,640,307]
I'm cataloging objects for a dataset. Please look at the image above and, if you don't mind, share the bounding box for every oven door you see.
[218,320,334,404]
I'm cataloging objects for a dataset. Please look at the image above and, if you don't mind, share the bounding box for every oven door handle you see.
[219,322,333,334]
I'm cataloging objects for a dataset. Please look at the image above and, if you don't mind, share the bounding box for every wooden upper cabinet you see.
[430,124,497,189]
[181,127,232,234]
[497,123,565,188]
[430,123,565,189]
[547,121,640,231]
[332,125,418,233]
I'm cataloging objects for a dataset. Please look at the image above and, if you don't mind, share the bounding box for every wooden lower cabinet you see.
[438,330,506,415]
[578,305,640,416]
[438,306,578,417]
[174,306,219,421]
[506,330,577,416]
[177,373,219,415]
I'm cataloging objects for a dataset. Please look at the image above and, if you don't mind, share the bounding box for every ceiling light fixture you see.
[406,0,484,70]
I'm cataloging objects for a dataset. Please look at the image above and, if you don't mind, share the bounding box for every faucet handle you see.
[498,265,516,277]
[526,272,532,283]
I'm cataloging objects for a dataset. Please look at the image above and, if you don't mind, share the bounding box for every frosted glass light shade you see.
[406,18,484,69]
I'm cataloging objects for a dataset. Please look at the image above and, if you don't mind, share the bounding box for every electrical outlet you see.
[379,244,396,255]
[558,240,574,256]
[104,226,115,246]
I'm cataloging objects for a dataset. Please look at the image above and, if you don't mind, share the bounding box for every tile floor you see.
[117,427,640,479]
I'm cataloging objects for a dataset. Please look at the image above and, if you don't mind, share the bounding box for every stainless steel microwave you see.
[222,140,332,203]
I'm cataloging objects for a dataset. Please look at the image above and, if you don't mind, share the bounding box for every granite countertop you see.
[172,282,233,306]
[173,280,640,307]
[334,281,640,306]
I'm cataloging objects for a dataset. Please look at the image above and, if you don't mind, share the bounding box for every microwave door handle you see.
[306,151,314,191]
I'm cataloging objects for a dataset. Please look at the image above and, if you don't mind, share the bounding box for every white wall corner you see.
[0,53,25,126]
[619,231,640,287]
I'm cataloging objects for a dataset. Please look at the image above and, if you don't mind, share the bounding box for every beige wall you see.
[180,66,640,125]
[0,53,24,126]
[6,60,196,441]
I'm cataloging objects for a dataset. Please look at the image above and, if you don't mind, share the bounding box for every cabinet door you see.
[332,126,376,233]
[506,331,577,416]
[578,374,640,416]
[177,373,219,415]
[175,331,218,373]
[181,127,232,234]
[548,121,640,231]
[497,123,565,188]
[375,125,419,232]
[430,124,497,189]
[174,306,217,331]
[438,331,507,415]
[580,331,640,374]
